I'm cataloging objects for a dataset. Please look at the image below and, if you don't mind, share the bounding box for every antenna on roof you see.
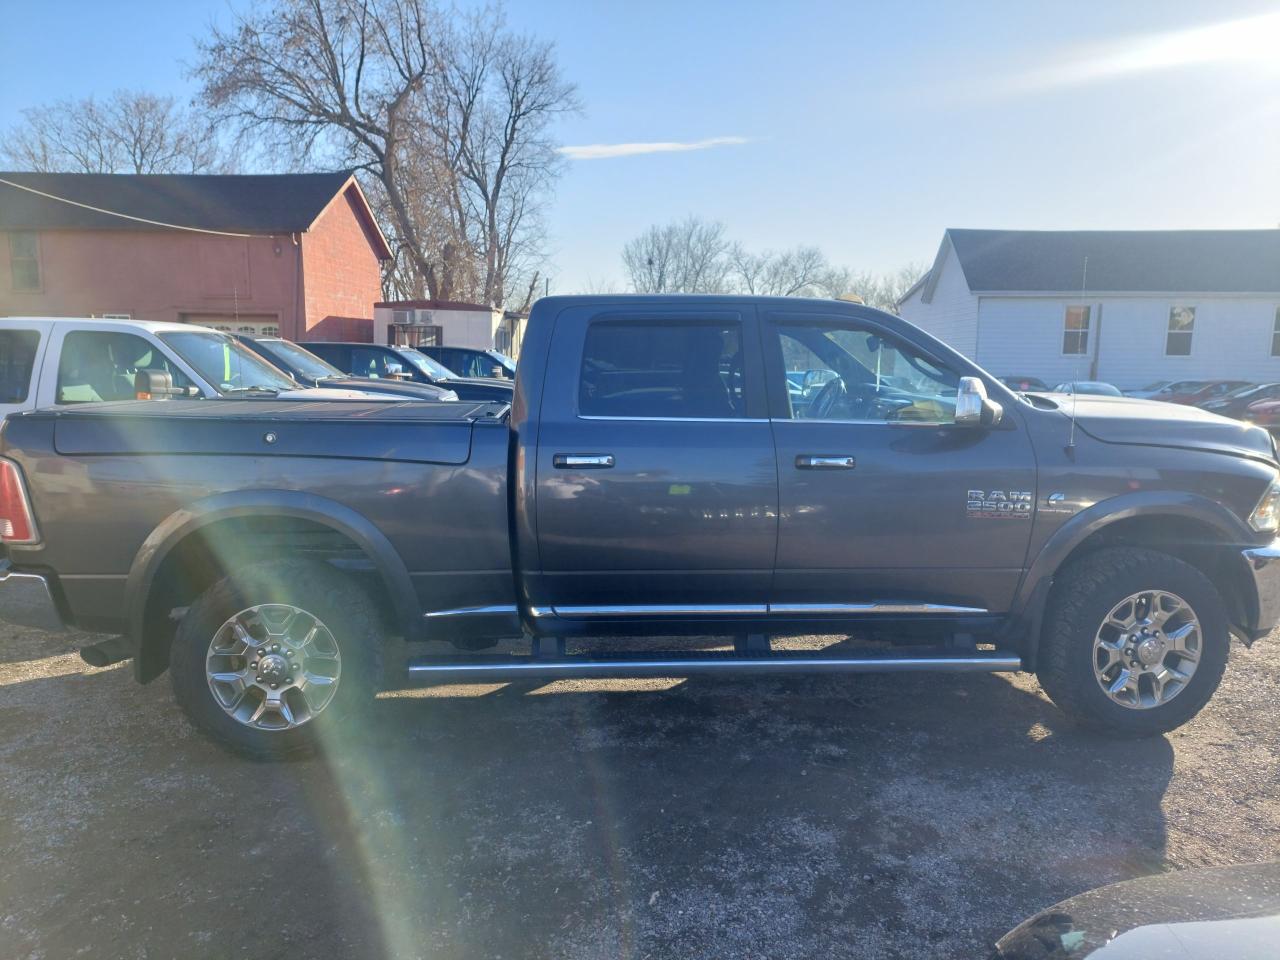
[1065,256,1087,460]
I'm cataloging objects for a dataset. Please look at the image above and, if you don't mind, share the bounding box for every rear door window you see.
[56,331,193,403]
[0,329,40,403]
[579,321,745,418]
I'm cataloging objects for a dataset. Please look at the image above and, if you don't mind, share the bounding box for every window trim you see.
[1165,304,1196,358]
[574,314,758,421]
[8,231,41,293]
[1060,304,1091,357]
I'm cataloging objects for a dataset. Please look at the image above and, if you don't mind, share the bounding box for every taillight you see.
[0,458,39,545]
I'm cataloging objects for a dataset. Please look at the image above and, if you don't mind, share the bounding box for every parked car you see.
[235,336,457,402]
[1130,379,1208,401]
[1200,382,1280,419]
[998,376,1050,392]
[1168,379,1252,406]
[992,861,1280,959]
[3,294,1279,760]
[1051,380,1123,396]
[418,345,516,380]
[1244,398,1280,432]
[304,341,514,403]
[0,317,384,418]
[1123,379,1172,399]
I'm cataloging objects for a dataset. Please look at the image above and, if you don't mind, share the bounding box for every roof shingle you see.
[0,170,358,234]
[947,228,1280,295]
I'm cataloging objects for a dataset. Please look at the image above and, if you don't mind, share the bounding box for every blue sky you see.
[3,0,1279,292]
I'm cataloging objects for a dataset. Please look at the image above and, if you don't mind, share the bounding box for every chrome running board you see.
[406,647,1022,681]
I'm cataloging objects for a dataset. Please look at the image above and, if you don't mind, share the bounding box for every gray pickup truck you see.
[3,295,1279,758]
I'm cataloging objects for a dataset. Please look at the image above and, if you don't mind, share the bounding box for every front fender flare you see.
[1010,490,1255,667]
[127,489,420,682]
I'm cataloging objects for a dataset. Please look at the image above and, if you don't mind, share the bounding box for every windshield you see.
[394,347,455,380]
[257,339,345,381]
[160,331,297,393]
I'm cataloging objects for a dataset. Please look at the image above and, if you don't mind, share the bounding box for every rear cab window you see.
[0,329,41,404]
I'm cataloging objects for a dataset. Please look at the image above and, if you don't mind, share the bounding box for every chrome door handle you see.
[795,455,856,470]
[553,454,615,469]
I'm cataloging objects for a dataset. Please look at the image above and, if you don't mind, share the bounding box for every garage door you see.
[180,314,281,337]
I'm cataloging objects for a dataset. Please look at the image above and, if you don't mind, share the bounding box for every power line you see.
[0,176,258,238]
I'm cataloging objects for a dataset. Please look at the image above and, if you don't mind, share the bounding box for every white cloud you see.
[558,136,749,160]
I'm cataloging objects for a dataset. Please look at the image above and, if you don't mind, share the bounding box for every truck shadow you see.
[2,642,1177,960]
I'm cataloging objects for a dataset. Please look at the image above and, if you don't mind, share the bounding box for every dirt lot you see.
[2,626,1279,960]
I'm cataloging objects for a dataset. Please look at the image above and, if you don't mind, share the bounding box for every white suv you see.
[0,317,383,418]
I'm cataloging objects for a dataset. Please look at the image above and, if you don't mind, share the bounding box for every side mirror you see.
[955,376,1003,427]
[491,365,504,379]
[134,369,189,400]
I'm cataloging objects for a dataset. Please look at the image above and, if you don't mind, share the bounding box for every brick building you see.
[0,170,391,341]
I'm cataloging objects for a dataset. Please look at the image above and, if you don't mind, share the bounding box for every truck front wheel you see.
[1037,547,1229,737]
[169,560,380,760]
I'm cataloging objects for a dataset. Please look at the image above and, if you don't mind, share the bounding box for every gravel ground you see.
[2,625,1278,959]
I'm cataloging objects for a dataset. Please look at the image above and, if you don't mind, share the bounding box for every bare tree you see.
[729,243,836,297]
[621,217,924,312]
[622,216,732,293]
[829,263,927,312]
[1,90,229,174]
[194,0,576,307]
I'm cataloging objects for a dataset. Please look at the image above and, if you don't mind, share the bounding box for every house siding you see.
[975,295,1280,389]
[898,244,978,356]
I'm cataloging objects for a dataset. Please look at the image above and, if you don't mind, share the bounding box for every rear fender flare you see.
[126,490,419,681]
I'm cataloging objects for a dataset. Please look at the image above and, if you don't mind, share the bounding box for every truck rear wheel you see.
[1037,547,1229,738]
[170,560,380,760]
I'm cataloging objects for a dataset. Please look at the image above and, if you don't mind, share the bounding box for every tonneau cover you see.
[35,399,508,465]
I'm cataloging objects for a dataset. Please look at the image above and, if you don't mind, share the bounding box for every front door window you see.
[778,323,958,423]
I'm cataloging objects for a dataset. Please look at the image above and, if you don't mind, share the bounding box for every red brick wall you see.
[299,186,382,342]
[0,229,301,331]
[307,315,374,341]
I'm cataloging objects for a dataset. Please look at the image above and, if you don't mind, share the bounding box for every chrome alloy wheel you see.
[1093,590,1201,710]
[205,604,342,731]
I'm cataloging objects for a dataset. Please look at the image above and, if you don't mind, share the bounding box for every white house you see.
[898,229,1280,389]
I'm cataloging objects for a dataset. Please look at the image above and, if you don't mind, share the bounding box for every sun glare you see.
[1033,10,1280,88]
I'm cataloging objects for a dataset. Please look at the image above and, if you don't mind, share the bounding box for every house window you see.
[1062,305,1091,355]
[1166,306,1195,356]
[1272,307,1280,358]
[8,232,40,291]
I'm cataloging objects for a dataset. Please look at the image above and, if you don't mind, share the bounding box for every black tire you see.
[1037,547,1229,738]
[170,559,381,760]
